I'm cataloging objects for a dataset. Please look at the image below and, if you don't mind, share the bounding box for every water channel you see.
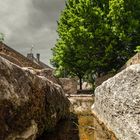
[37,95,117,140]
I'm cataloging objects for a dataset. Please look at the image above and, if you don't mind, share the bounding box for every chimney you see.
[36,53,40,62]
[27,53,34,60]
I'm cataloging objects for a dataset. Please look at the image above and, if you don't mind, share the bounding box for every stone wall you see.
[59,78,78,95]
[0,56,70,140]
[69,95,94,113]
[92,64,140,140]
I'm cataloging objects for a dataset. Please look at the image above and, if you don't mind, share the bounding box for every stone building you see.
[0,42,52,70]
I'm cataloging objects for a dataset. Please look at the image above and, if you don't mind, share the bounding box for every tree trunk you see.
[79,77,82,90]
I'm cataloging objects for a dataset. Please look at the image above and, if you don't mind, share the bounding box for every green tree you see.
[51,0,140,89]
[102,0,140,73]
[108,0,140,54]
[52,0,106,89]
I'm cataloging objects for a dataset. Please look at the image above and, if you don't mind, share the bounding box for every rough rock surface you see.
[95,53,140,87]
[95,73,115,87]
[126,53,140,67]
[92,64,140,140]
[26,68,61,85]
[0,56,70,140]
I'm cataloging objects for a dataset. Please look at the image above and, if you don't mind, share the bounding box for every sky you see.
[0,0,65,66]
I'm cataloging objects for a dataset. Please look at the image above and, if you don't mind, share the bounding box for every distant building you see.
[0,42,52,70]
[27,52,52,69]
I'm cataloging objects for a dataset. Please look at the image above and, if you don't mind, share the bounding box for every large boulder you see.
[92,64,140,140]
[0,56,70,140]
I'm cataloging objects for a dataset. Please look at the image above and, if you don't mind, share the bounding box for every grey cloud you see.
[0,0,65,66]
[27,0,65,31]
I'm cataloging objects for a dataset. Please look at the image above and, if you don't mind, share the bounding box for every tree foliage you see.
[51,0,140,89]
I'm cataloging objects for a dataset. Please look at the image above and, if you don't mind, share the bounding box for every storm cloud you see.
[0,0,65,66]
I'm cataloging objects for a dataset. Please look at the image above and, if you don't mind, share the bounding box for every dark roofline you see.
[0,42,42,69]
[0,42,53,69]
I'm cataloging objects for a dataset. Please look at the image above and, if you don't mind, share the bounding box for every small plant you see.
[134,46,140,53]
[0,33,4,42]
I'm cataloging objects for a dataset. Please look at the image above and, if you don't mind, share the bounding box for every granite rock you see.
[92,64,140,140]
[0,56,70,140]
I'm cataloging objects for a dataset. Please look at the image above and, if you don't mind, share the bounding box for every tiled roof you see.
[0,42,52,69]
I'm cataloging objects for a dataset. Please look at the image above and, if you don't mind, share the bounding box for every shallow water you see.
[37,94,117,140]
[37,113,117,140]
[37,113,79,140]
